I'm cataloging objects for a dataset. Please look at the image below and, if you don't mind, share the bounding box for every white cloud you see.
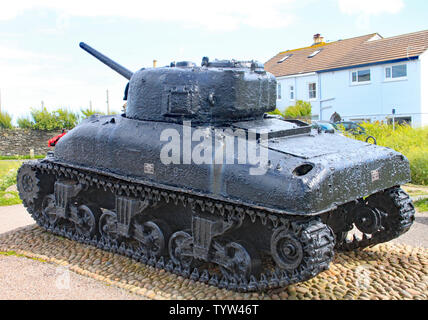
[338,0,404,29]
[338,0,404,16]
[0,46,65,61]
[0,43,122,119]
[0,0,296,31]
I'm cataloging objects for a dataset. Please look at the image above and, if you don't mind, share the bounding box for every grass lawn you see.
[414,198,428,212]
[0,160,24,206]
[0,160,23,177]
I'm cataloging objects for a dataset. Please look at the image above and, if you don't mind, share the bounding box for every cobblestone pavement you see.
[0,225,427,300]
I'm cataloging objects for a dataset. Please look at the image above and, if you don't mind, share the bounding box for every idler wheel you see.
[221,241,261,278]
[169,231,195,268]
[354,207,382,235]
[99,211,119,240]
[17,164,40,207]
[74,205,97,238]
[366,187,415,234]
[271,227,304,270]
[42,194,58,225]
[135,220,169,257]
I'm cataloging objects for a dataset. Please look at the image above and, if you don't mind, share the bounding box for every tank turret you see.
[80,42,276,124]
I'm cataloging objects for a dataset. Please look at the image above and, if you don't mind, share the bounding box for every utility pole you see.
[0,89,2,114]
[106,90,110,115]
[89,100,93,112]
[41,100,45,109]
[392,108,396,131]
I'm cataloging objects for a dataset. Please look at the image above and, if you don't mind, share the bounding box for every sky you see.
[0,0,427,122]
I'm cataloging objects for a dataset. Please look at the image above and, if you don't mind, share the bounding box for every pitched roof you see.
[265,30,428,77]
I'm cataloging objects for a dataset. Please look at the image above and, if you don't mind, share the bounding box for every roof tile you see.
[265,30,428,77]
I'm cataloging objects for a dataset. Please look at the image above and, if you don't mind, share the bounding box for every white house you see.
[264,31,428,127]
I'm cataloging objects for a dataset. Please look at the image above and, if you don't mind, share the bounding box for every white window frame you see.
[350,68,371,85]
[277,83,282,100]
[289,85,295,101]
[384,63,407,82]
[308,82,317,100]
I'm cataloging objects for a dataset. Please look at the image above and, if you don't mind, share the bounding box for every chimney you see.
[313,34,324,45]
[153,59,157,68]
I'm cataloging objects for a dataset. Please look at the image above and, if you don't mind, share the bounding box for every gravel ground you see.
[0,254,144,300]
[391,211,428,248]
[0,205,144,300]
[0,225,427,300]
[0,204,35,234]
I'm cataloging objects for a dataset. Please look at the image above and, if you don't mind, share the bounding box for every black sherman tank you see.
[16,43,415,292]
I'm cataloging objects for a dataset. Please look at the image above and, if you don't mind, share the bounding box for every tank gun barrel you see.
[79,42,133,80]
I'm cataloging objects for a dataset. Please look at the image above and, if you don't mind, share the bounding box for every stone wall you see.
[0,129,63,156]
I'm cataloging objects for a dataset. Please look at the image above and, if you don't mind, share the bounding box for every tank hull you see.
[52,114,410,215]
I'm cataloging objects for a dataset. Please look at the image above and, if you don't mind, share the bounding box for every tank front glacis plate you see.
[52,115,410,216]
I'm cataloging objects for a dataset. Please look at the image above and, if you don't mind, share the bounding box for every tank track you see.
[18,160,335,292]
[334,187,415,251]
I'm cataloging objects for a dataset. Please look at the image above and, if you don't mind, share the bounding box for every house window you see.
[351,69,371,83]
[289,85,295,100]
[385,64,407,80]
[277,83,282,100]
[308,83,316,100]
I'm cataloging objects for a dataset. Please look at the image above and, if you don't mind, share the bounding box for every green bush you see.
[407,149,428,186]
[343,122,428,185]
[0,111,13,129]
[55,108,79,129]
[23,107,79,131]
[81,108,105,119]
[268,109,284,117]
[17,117,33,129]
[284,100,311,118]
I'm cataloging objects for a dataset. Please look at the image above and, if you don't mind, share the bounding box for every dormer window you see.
[278,54,292,63]
[308,49,322,58]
